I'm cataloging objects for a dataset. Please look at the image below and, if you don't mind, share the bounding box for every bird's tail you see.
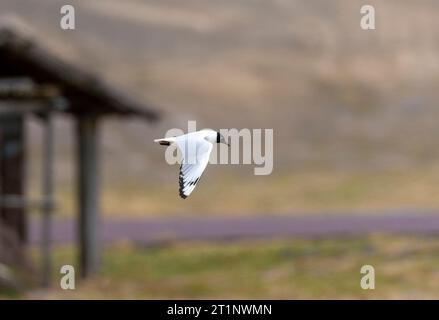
[154,137,176,146]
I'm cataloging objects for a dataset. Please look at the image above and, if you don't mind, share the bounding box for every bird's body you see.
[154,129,229,199]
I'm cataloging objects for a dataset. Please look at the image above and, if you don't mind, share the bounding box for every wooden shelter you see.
[0,21,159,284]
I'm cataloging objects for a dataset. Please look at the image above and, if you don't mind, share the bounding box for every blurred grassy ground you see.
[20,234,439,299]
[43,166,439,217]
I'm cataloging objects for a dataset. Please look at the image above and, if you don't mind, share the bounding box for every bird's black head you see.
[216,132,230,146]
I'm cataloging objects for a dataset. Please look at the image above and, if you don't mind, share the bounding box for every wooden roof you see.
[0,20,159,121]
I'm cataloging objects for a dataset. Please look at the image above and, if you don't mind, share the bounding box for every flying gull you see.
[154,129,229,199]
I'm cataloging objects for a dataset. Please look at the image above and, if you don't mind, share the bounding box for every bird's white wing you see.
[175,137,213,199]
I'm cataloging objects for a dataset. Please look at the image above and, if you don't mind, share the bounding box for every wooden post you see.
[76,115,101,278]
[0,114,26,257]
[41,113,54,287]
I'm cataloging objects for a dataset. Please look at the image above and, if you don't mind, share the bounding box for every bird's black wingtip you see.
[179,168,188,199]
[179,186,188,199]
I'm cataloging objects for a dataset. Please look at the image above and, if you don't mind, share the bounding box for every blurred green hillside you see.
[2,0,439,214]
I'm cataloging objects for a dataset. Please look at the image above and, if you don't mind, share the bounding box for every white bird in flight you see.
[154,129,229,199]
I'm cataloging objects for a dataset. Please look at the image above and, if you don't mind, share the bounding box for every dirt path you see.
[28,211,439,246]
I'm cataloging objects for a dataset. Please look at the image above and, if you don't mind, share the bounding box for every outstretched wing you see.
[176,137,213,199]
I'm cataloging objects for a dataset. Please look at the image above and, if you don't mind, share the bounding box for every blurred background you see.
[2,0,439,299]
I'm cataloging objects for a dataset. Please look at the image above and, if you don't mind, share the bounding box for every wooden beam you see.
[0,113,26,261]
[0,194,50,209]
[40,113,54,287]
[0,101,51,114]
[76,115,101,278]
[0,77,60,101]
